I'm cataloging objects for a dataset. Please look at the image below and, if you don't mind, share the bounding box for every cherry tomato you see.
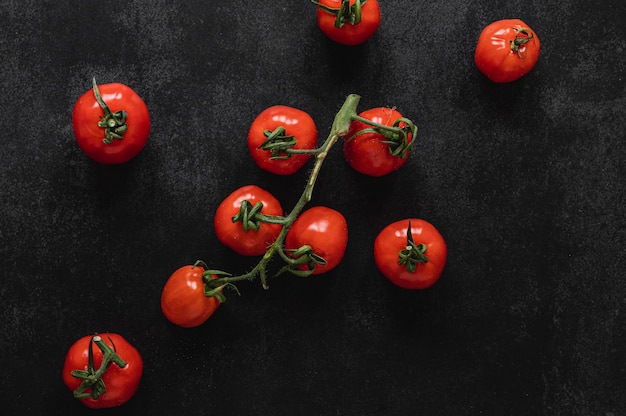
[313,0,380,46]
[344,107,413,177]
[72,78,150,164]
[214,185,283,256]
[285,206,348,275]
[374,219,447,289]
[474,19,541,83]
[248,105,318,175]
[62,333,143,409]
[161,265,220,328]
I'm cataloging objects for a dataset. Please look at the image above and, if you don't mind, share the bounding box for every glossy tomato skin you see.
[161,265,220,328]
[374,219,447,289]
[248,105,318,175]
[62,333,143,409]
[316,0,381,46]
[72,82,150,164]
[214,185,283,256]
[285,206,348,275]
[344,107,412,177]
[474,19,541,83]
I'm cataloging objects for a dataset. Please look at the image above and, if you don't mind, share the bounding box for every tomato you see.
[214,185,283,256]
[344,107,414,177]
[374,219,447,289]
[62,333,143,409]
[248,105,318,175]
[474,19,541,83]
[313,0,380,46]
[285,206,348,275]
[72,78,150,164]
[161,264,220,328]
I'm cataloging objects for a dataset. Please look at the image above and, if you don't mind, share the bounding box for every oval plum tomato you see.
[62,333,143,409]
[344,107,413,177]
[248,105,318,175]
[161,264,220,328]
[285,206,348,275]
[72,78,150,164]
[474,19,541,83]
[374,218,447,289]
[313,0,381,46]
[214,185,283,256]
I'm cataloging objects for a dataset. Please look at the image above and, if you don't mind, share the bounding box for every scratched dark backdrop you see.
[1,0,625,415]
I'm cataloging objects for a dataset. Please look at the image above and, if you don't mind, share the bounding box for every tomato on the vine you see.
[344,107,414,177]
[72,78,150,164]
[285,206,348,275]
[214,185,283,256]
[248,105,318,175]
[474,19,541,83]
[313,0,380,46]
[161,264,221,328]
[62,333,143,409]
[374,218,447,289]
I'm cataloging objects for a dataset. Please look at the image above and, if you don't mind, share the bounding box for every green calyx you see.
[279,245,328,277]
[511,27,534,58]
[231,200,287,231]
[259,126,298,159]
[92,77,128,144]
[398,220,429,272]
[311,0,369,28]
[348,115,417,159]
[70,335,127,401]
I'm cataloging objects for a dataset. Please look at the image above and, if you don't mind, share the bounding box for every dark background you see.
[1,0,625,415]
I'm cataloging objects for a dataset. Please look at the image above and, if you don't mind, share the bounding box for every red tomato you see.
[313,0,380,46]
[72,79,150,164]
[161,265,220,328]
[214,185,283,256]
[344,107,413,177]
[248,105,318,175]
[374,219,447,289]
[285,206,348,275]
[474,19,541,83]
[62,333,143,409]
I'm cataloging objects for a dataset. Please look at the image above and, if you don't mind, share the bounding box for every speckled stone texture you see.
[1,1,625,415]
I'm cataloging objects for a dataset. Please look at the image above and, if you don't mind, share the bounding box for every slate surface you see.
[1,1,625,415]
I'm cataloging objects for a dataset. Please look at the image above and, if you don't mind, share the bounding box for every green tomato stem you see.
[70,335,127,400]
[92,78,129,145]
[398,220,429,273]
[311,0,368,27]
[511,28,534,57]
[348,114,417,158]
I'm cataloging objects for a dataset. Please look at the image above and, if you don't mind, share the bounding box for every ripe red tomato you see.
[62,333,143,409]
[72,79,150,164]
[248,105,318,175]
[161,264,220,328]
[474,19,541,83]
[344,107,413,177]
[374,219,447,289]
[313,0,380,46]
[214,185,283,256]
[285,206,348,275]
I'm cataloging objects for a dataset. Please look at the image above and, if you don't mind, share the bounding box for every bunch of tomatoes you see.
[63,0,540,409]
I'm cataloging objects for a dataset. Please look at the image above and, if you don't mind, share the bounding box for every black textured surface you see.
[1,1,625,415]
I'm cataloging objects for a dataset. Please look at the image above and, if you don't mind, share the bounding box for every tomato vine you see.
[199,94,418,300]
